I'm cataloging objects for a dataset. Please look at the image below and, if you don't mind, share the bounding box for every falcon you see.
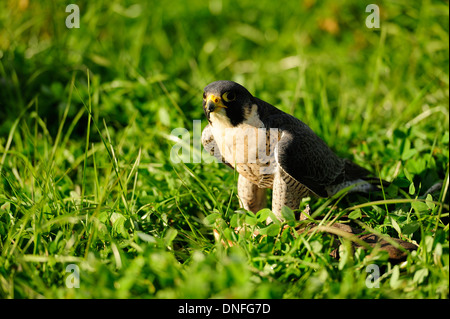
[201,80,380,222]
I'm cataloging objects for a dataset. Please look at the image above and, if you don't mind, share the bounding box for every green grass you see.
[0,0,448,298]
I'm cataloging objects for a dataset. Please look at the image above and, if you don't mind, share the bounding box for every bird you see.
[201,80,382,222]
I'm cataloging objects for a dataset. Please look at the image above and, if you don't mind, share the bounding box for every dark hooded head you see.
[202,80,255,127]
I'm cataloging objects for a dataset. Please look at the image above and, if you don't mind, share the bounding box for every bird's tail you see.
[326,159,389,196]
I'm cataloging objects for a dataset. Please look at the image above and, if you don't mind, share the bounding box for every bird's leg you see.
[237,174,267,214]
[271,168,309,223]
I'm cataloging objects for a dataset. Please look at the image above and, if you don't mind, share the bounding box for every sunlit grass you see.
[0,0,448,298]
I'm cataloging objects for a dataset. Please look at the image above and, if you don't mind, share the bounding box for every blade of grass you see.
[81,70,92,209]
[0,99,35,175]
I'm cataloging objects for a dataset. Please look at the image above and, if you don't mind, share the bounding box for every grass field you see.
[0,0,448,299]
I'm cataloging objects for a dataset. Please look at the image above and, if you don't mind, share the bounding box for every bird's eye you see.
[222,91,236,102]
[203,92,207,100]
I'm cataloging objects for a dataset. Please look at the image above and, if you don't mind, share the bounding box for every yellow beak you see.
[206,94,227,113]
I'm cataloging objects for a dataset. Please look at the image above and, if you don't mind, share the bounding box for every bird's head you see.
[203,80,256,127]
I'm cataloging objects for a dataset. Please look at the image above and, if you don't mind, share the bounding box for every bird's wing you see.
[201,124,216,155]
[273,118,347,198]
[201,124,234,169]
